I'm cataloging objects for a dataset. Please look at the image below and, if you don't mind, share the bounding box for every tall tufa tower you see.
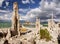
[48,12,55,31]
[36,17,40,31]
[12,2,20,36]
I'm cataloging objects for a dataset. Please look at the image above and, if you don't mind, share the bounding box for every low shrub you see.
[40,28,52,41]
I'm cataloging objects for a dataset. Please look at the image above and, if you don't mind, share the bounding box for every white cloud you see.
[6,2,9,6]
[50,2,56,8]
[0,0,60,22]
[54,19,60,22]
[0,15,8,20]
[40,0,56,10]
[44,1,49,8]
[20,0,60,22]
[0,14,11,20]
[0,10,12,20]
[41,19,60,22]
[22,0,35,4]
[19,9,24,11]
[22,0,30,4]
[53,0,60,4]
[0,10,10,13]
[52,0,60,8]
[21,8,42,20]
[0,0,4,7]
[19,9,29,13]
[40,0,45,10]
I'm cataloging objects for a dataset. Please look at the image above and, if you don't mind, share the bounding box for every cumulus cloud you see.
[6,2,9,6]
[22,0,30,4]
[0,14,11,20]
[0,10,10,13]
[19,8,29,13]
[52,0,60,8]
[40,0,56,10]
[0,15,8,20]
[53,0,60,4]
[22,0,35,4]
[0,10,12,20]
[0,0,4,7]
[21,8,41,20]
[0,0,60,22]
[21,0,60,22]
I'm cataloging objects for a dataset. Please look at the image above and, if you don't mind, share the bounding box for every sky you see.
[0,0,60,22]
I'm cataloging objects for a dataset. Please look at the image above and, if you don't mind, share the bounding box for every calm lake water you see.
[0,22,11,28]
[0,22,48,28]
